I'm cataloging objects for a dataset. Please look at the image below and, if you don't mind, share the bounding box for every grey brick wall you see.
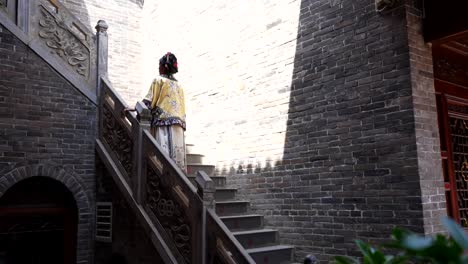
[60,0,145,104]
[4,0,443,262]
[0,24,96,263]
[405,0,445,234]
[223,1,445,261]
[139,0,446,262]
[233,1,424,261]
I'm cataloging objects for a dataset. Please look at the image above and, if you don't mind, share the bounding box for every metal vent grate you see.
[96,202,112,242]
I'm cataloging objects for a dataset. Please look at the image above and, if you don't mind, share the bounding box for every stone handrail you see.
[97,78,254,263]
[98,78,185,263]
[141,129,204,263]
[0,0,101,103]
[206,208,256,264]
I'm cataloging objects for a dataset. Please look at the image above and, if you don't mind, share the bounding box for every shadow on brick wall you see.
[215,0,426,262]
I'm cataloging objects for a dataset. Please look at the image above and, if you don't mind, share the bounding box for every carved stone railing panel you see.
[30,0,96,87]
[146,161,192,263]
[97,79,253,264]
[0,0,99,103]
[142,131,204,264]
[99,79,137,189]
[206,209,255,264]
[0,0,16,22]
[38,7,90,78]
[102,104,133,176]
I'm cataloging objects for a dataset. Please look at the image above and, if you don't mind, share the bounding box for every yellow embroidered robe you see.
[143,76,186,129]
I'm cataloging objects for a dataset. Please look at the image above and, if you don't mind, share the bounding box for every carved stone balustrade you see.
[0,0,101,103]
[96,78,255,264]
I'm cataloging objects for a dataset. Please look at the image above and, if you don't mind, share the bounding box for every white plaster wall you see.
[141,0,301,170]
[61,0,144,103]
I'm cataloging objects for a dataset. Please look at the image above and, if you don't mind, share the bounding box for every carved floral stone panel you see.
[102,105,133,176]
[37,5,90,78]
[146,165,192,263]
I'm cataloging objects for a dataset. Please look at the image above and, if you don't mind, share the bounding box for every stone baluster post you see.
[196,170,215,264]
[16,0,29,32]
[134,101,152,203]
[95,20,108,98]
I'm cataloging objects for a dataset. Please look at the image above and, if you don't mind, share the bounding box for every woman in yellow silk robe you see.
[142,53,186,172]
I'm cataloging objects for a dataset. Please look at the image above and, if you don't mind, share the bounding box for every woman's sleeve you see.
[143,79,162,108]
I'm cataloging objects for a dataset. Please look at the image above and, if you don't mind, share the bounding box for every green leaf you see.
[401,233,433,250]
[355,240,387,264]
[383,255,407,264]
[334,256,359,264]
[460,254,468,264]
[442,217,468,249]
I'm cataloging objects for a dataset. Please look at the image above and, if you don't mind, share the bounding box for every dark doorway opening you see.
[0,177,78,264]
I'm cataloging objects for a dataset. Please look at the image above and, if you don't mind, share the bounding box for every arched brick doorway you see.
[0,177,77,263]
[0,164,93,263]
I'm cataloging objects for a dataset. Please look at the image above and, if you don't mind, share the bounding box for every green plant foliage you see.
[335,217,468,264]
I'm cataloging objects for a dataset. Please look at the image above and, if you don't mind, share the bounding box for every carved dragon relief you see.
[146,164,192,263]
[102,105,133,176]
[37,5,90,78]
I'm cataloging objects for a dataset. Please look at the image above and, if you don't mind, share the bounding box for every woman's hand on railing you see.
[123,107,136,112]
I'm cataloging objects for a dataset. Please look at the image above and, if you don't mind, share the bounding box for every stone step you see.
[186,143,195,154]
[233,229,278,249]
[214,188,237,200]
[187,164,215,176]
[246,245,294,264]
[215,200,249,216]
[187,153,204,164]
[187,176,226,187]
[220,214,264,231]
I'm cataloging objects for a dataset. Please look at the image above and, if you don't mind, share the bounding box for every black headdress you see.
[159,52,178,75]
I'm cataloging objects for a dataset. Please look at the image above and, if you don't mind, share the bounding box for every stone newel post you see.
[95,20,108,97]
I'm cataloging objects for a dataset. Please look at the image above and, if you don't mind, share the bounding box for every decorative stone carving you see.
[0,0,6,8]
[146,165,192,263]
[38,6,90,78]
[95,20,109,34]
[102,105,133,176]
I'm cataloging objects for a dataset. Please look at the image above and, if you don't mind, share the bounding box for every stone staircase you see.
[186,144,296,264]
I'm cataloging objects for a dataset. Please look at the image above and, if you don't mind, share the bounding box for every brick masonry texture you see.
[142,0,303,169]
[60,0,145,104]
[0,24,96,263]
[7,0,444,262]
[405,0,445,235]
[145,0,445,262]
[249,2,425,261]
